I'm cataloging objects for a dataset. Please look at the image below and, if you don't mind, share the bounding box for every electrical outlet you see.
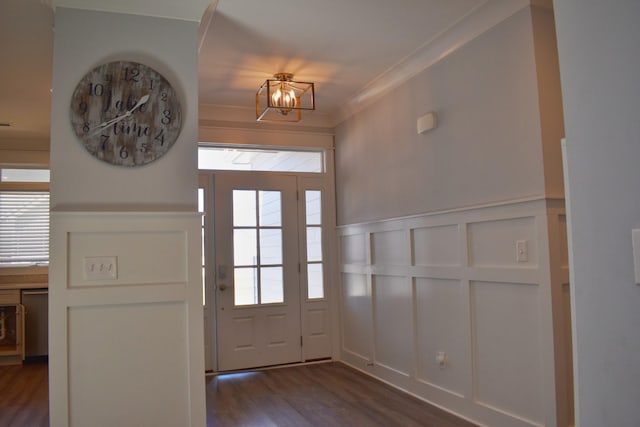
[84,256,118,280]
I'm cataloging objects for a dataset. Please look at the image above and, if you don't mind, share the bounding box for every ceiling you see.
[0,0,516,146]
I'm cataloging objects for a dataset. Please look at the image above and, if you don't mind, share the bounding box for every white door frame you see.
[199,160,339,372]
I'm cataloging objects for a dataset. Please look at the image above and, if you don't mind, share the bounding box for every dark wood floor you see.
[0,362,48,427]
[0,362,477,427]
[206,362,477,427]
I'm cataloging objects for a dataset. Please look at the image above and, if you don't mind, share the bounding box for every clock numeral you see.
[82,122,90,133]
[161,110,172,125]
[119,145,129,159]
[88,82,105,96]
[155,129,165,146]
[104,73,113,82]
[161,92,168,102]
[149,80,154,90]
[140,142,151,153]
[78,101,88,114]
[123,67,140,82]
[100,134,110,150]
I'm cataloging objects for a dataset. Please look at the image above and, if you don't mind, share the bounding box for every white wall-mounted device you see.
[417,111,438,134]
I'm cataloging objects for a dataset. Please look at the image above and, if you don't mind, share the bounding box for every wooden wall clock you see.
[69,61,182,167]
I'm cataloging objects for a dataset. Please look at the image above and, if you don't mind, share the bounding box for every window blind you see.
[0,191,50,266]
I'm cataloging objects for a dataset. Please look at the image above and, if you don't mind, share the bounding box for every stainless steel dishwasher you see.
[21,289,48,361]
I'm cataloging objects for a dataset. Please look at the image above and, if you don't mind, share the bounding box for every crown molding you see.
[51,0,216,22]
[199,103,335,132]
[331,0,531,126]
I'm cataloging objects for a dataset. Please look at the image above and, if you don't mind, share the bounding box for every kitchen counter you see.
[0,283,48,290]
[0,272,48,291]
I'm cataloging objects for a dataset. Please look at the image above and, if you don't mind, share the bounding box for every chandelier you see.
[256,73,315,122]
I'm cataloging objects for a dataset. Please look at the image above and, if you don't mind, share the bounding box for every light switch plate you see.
[516,240,528,262]
[632,230,640,285]
[84,256,118,280]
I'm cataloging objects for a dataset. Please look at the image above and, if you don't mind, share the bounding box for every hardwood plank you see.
[0,362,49,427]
[206,362,478,427]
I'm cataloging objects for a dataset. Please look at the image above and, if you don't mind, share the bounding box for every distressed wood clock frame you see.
[69,61,183,167]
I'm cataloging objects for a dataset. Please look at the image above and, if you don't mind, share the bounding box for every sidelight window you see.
[305,190,324,299]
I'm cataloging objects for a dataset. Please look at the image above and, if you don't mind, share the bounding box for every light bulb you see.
[271,82,297,115]
[272,88,282,104]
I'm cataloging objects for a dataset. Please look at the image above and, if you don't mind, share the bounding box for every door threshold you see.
[206,357,332,377]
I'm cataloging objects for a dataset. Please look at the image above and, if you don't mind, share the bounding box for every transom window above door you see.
[198,146,323,173]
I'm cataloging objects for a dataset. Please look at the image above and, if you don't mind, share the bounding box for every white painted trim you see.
[338,196,563,230]
[51,0,215,23]
[199,125,335,149]
[197,1,218,53]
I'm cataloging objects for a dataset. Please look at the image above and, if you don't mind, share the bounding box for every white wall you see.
[48,5,207,426]
[50,8,199,211]
[335,7,552,225]
[334,5,571,426]
[553,2,640,426]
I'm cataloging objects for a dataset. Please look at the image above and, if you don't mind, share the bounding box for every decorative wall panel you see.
[68,231,186,287]
[338,198,569,427]
[471,280,543,424]
[372,275,412,377]
[49,212,205,427]
[468,217,537,267]
[413,225,460,267]
[372,230,407,266]
[341,234,367,265]
[415,277,468,398]
[68,302,189,427]
[340,273,371,359]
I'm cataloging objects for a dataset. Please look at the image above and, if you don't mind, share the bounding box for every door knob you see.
[218,284,227,291]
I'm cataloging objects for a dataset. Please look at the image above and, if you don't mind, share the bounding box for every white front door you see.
[214,173,302,371]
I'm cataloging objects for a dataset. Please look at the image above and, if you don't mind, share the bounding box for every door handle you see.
[218,284,227,291]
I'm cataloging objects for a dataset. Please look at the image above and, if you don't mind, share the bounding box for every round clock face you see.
[69,61,182,167]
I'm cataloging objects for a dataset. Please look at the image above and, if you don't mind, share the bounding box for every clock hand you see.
[90,94,151,135]
[125,94,150,116]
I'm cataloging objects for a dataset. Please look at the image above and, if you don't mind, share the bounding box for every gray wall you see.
[554,1,640,426]
[335,7,564,226]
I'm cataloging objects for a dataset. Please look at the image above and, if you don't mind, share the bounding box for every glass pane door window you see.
[305,190,324,299]
[233,190,284,306]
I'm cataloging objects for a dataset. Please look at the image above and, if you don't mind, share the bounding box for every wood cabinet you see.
[0,289,24,364]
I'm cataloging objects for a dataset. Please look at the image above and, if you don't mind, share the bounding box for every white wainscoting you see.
[338,198,571,427]
[49,212,206,427]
